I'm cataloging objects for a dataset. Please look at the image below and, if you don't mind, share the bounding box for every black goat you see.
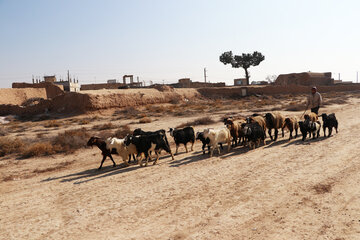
[299,120,321,141]
[133,128,170,149]
[321,113,338,137]
[241,122,265,149]
[125,134,174,167]
[169,127,195,154]
[87,136,116,169]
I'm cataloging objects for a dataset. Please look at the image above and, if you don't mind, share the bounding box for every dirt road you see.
[1,98,360,240]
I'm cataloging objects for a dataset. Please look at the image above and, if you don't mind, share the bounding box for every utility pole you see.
[204,68,207,83]
[357,71,358,83]
[67,70,70,82]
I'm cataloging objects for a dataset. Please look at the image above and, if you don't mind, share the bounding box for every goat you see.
[203,127,231,157]
[125,134,174,167]
[241,122,265,149]
[299,120,321,141]
[105,137,138,166]
[246,115,267,136]
[282,117,299,140]
[87,136,116,170]
[321,113,338,137]
[169,127,195,154]
[196,131,223,154]
[225,118,240,146]
[264,112,285,141]
[304,112,318,122]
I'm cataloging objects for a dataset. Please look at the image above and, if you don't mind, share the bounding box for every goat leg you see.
[268,129,273,140]
[274,129,279,141]
[153,151,159,165]
[175,144,179,155]
[98,154,107,170]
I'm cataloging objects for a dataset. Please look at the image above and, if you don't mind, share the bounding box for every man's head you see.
[311,86,317,94]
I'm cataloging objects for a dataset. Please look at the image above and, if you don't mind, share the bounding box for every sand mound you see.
[0,88,201,116]
[0,88,47,105]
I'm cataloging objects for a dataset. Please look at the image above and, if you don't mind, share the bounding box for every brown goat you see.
[304,112,318,122]
[225,118,246,146]
[246,115,267,144]
[236,119,247,146]
[247,115,266,133]
[264,112,285,141]
[225,119,239,146]
[282,117,299,140]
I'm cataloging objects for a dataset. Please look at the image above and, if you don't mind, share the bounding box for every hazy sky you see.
[1,0,359,88]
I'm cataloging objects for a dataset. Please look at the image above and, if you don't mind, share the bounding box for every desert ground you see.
[1,92,360,240]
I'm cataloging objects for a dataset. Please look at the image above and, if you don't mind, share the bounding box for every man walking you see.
[306,86,322,114]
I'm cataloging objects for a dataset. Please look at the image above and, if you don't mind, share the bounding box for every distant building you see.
[234,78,247,86]
[171,78,225,88]
[80,75,142,91]
[54,80,80,92]
[107,79,117,84]
[275,72,334,86]
[30,74,80,92]
[178,78,192,87]
[44,75,57,83]
[251,81,268,85]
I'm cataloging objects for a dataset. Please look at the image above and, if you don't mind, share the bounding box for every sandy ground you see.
[1,98,360,240]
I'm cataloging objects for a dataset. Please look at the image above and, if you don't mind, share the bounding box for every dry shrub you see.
[79,119,90,125]
[270,106,283,111]
[169,94,182,104]
[114,125,132,138]
[176,116,215,128]
[189,104,206,112]
[91,115,101,120]
[146,105,167,113]
[21,142,56,158]
[139,117,152,123]
[97,130,113,139]
[323,98,348,106]
[284,101,306,111]
[36,133,46,139]
[93,123,116,130]
[115,106,140,118]
[0,127,7,136]
[68,118,91,125]
[313,183,332,194]
[44,120,61,128]
[52,128,90,153]
[174,110,191,117]
[0,137,24,157]
[209,99,223,109]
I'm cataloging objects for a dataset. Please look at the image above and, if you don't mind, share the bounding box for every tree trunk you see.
[244,68,250,85]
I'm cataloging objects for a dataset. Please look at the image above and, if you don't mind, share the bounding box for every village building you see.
[275,72,334,86]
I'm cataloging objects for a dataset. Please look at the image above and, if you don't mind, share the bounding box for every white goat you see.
[106,137,137,166]
[203,127,231,157]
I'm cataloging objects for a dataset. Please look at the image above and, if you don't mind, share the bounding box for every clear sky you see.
[1,0,359,88]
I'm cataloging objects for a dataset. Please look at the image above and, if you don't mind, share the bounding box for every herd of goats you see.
[87,111,339,170]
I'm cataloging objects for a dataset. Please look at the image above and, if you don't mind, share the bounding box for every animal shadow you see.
[41,162,139,184]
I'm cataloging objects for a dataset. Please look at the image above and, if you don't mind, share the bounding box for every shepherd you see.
[306,86,322,115]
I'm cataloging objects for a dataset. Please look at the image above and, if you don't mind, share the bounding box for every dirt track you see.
[1,98,360,240]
